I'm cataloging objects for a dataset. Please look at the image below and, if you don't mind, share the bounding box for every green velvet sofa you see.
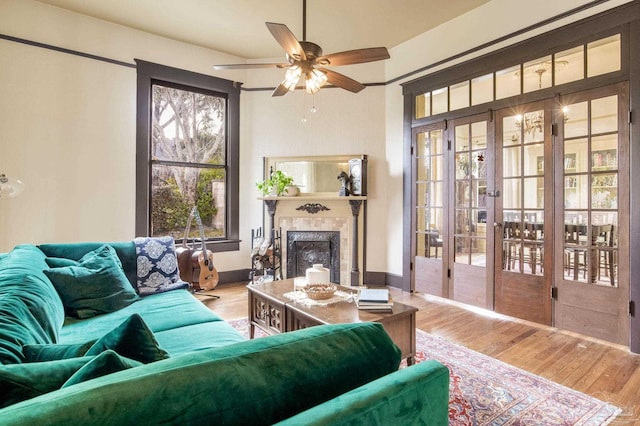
[0,242,449,425]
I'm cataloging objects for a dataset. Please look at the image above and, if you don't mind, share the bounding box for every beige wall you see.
[0,0,386,274]
[0,0,632,278]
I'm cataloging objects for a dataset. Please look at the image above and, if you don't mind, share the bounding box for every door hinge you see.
[410,145,414,155]
[444,119,448,130]
[410,262,413,271]
[629,110,633,125]
[447,269,451,278]
[630,300,636,317]
[447,140,452,150]
[551,123,558,137]
[551,287,558,300]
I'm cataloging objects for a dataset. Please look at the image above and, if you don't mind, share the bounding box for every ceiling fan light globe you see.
[305,83,320,95]
[283,66,302,91]
[0,174,25,199]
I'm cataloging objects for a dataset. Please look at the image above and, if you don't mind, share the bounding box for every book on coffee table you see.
[356,288,393,310]
[358,288,389,303]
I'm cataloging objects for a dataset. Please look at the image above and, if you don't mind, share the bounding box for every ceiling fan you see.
[213,0,390,97]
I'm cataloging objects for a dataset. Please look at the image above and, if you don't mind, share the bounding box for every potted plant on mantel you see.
[256,170,298,197]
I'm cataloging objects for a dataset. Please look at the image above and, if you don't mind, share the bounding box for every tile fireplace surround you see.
[260,195,366,286]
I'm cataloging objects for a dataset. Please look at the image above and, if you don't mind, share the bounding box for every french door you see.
[494,101,553,325]
[413,123,447,297]
[449,115,493,308]
[553,83,629,345]
[412,86,629,344]
[412,115,493,309]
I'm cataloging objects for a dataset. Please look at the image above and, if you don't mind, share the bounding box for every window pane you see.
[416,92,431,118]
[591,95,618,134]
[502,178,521,209]
[555,46,584,85]
[524,177,542,209]
[564,138,587,173]
[564,101,588,138]
[522,110,544,143]
[503,146,521,177]
[503,115,520,146]
[592,136,618,171]
[592,174,617,209]
[432,87,448,115]
[564,174,588,209]
[496,65,520,100]
[587,34,621,77]
[152,85,226,164]
[450,81,470,111]
[471,121,487,150]
[522,56,552,93]
[471,73,493,105]
[151,164,226,239]
[524,144,544,175]
[455,124,469,152]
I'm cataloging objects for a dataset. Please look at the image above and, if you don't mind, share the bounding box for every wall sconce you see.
[0,174,25,199]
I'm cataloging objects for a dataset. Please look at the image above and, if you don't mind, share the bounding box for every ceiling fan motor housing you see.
[293,41,323,63]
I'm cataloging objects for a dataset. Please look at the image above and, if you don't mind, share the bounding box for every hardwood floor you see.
[197,282,640,425]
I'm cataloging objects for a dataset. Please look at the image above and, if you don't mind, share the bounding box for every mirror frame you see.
[264,154,367,196]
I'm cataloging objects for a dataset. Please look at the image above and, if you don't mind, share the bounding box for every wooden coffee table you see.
[247,279,418,365]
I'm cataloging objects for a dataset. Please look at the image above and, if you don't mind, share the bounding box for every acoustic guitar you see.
[192,208,219,290]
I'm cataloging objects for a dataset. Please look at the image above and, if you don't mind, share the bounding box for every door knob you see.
[494,222,502,228]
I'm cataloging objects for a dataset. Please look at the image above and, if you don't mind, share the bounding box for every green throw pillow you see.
[0,357,94,408]
[23,342,95,362]
[44,244,139,319]
[62,350,142,388]
[85,314,169,364]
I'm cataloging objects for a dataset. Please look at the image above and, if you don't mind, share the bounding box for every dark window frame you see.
[135,59,240,252]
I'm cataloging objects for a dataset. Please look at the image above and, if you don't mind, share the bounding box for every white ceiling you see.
[34,0,490,60]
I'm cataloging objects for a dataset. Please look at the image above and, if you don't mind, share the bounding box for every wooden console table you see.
[247,279,418,365]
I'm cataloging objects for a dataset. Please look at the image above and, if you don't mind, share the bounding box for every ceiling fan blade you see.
[319,68,366,93]
[266,22,306,61]
[272,84,291,97]
[213,63,289,70]
[317,47,390,66]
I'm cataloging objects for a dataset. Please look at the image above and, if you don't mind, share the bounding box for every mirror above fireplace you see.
[264,155,367,196]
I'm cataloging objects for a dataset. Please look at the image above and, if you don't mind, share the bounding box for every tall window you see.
[136,60,240,251]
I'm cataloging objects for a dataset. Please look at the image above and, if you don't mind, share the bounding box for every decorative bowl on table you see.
[304,283,337,300]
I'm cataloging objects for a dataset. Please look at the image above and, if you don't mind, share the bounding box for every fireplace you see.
[287,231,340,283]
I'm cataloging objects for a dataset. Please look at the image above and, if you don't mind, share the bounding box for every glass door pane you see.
[416,129,444,259]
[501,110,545,276]
[454,121,487,266]
[562,95,619,286]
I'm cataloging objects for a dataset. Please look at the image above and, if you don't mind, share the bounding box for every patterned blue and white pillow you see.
[134,236,187,295]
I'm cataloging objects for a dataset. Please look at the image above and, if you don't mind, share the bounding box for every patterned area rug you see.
[228,318,620,425]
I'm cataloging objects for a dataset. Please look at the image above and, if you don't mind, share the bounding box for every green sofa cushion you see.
[22,342,93,362]
[0,245,65,363]
[0,323,401,425]
[153,321,246,355]
[61,350,141,388]
[38,242,137,289]
[0,357,94,408]
[85,314,169,363]
[58,289,225,345]
[24,314,169,364]
[44,245,139,319]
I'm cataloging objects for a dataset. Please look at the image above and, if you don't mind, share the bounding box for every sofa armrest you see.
[275,360,450,426]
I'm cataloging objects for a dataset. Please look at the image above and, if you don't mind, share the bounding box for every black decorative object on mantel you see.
[296,203,330,214]
[337,171,351,196]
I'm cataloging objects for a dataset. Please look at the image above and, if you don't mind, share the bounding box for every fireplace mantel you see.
[258,195,367,201]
